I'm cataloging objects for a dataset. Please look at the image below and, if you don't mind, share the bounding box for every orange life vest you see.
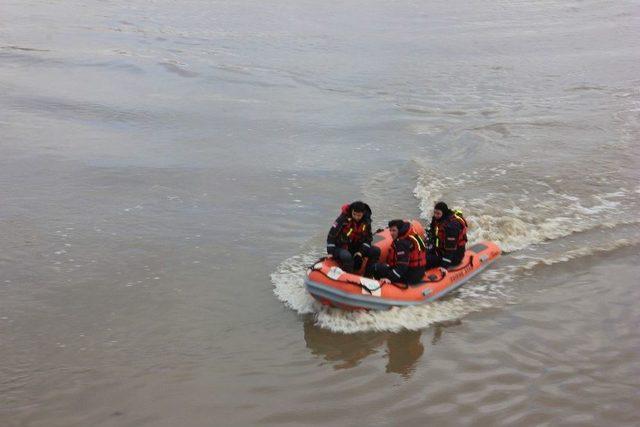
[388,224,427,268]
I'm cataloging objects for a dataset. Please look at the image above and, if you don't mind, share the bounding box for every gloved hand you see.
[326,246,335,256]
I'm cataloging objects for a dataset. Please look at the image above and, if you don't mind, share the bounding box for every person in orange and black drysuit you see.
[366,219,427,285]
[326,201,374,273]
[427,202,468,269]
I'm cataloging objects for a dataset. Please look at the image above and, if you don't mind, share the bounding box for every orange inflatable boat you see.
[305,220,500,310]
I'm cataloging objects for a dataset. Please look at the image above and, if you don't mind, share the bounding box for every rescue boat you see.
[305,220,501,310]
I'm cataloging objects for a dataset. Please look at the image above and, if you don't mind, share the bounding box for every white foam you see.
[314,301,472,333]
[271,253,319,314]
[414,165,637,253]
[518,238,639,270]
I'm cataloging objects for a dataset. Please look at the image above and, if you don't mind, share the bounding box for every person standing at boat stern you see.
[427,202,468,268]
[326,201,374,273]
[367,219,427,285]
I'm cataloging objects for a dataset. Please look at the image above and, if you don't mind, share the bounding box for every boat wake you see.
[272,162,640,333]
[414,162,638,253]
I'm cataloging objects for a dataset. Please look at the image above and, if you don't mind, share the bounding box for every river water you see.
[1,1,639,425]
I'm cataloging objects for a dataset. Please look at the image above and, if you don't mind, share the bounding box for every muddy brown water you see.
[1,1,639,425]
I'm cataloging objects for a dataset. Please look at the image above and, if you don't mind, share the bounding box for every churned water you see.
[2,1,639,426]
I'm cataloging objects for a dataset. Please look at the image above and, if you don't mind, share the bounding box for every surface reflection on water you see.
[303,318,462,378]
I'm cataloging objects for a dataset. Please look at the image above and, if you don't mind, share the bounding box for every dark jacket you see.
[429,212,466,267]
[326,202,372,255]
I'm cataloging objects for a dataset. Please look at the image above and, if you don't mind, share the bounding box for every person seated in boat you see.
[427,202,468,269]
[366,219,427,285]
[326,201,374,273]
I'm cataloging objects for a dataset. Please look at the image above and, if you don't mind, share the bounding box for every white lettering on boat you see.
[327,266,344,281]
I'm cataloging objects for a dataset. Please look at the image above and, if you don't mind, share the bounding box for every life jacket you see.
[339,218,369,245]
[337,203,370,247]
[388,222,427,268]
[434,209,468,251]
